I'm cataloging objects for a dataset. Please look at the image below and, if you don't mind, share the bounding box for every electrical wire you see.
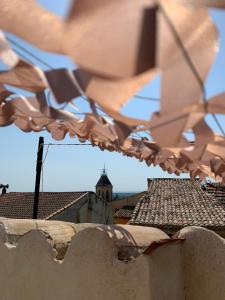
[149,113,187,131]
[158,4,206,103]
[42,144,50,164]
[7,36,53,69]
[39,142,92,192]
[158,3,225,136]
[8,36,103,112]
[44,143,92,146]
[11,48,34,65]
[8,36,161,105]
[211,114,225,136]
[134,95,160,102]
[40,144,50,193]
[10,38,110,119]
[6,25,225,137]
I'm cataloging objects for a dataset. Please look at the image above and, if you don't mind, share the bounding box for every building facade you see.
[0,169,115,224]
[0,191,107,224]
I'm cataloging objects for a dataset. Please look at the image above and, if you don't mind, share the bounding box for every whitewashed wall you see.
[49,193,108,224]
[177,226,225,300]
[0,218,223,300]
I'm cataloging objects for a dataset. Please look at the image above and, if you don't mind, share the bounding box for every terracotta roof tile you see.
[114,206,135,218]
[203,182,225,205]
[0,192,88,219]
[130,179,225,230]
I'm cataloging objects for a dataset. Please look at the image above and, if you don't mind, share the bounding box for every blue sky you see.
[0,2,225,192]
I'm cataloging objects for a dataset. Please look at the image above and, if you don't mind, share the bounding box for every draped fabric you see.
[0,0,225,182]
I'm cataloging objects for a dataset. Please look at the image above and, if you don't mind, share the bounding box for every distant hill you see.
[112,192,137,200]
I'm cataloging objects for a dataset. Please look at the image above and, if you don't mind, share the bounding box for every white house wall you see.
[49,193,108,224]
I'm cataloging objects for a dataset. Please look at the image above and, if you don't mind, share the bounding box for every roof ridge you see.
[44,192,89,220]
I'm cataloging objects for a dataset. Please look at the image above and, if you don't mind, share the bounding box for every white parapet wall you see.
[0,218,223,300]
[177,226,225,300]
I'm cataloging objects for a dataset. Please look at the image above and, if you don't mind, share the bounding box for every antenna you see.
[0,184,9,195]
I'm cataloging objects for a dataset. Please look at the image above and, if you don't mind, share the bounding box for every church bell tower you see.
[96,167,113,202]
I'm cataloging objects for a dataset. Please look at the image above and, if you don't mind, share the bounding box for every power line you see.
[11,48,34,65]
[7,36,108,117]
[7,36,53,69]
[6,28,225,137]
[158,4,206,103]
[42,144,50,164]
[8,36,160,105]
[41,144,50,193]
[211,114,225,136]
[8,36,105,114]
[134,95,160,101]
[44,143,93,146]
[73,111,110,117]
[149,113,187,131]
[158,3,225,137]
[39,142,93,192]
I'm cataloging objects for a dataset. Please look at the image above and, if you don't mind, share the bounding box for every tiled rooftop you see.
[203,182,225,205]
[130,179,225,230]
[113,206,135,219]
[0,192,88,219]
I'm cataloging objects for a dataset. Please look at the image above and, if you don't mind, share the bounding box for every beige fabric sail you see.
[0,2,224,182]
[182,118,215,162]
[75,69,156,112]
[0,59,46,92]
[0,0,64,53]
[0,86,13,126]
[64,0,158,78]
[150,1,218,147]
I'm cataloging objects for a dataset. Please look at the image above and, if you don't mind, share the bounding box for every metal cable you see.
[6,24,225,136]
[159,3,225,136]
[43,143,92,146]
[134,95,160,101]
[7,36,53,69]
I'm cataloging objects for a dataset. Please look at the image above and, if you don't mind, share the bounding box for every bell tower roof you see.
[96,167,112,187]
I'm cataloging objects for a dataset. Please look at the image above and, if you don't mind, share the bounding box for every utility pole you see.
[33,136,44,219]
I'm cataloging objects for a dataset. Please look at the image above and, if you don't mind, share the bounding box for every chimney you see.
[0,184,9,195]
